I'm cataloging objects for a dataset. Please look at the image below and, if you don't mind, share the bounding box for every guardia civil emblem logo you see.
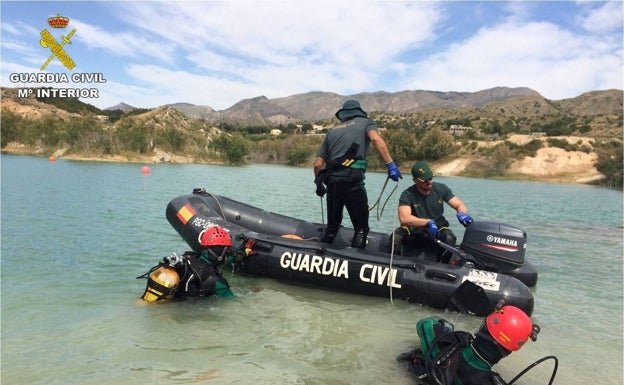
[40,13,77,71]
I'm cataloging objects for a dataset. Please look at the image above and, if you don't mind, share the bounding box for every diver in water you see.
[397,305,540,385]
[138,226,247,302]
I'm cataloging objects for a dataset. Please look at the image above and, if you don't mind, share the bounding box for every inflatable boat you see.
[164,188,537,316]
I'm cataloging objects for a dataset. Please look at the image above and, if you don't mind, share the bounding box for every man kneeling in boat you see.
[393,161,473,262]
[138,226,244,301]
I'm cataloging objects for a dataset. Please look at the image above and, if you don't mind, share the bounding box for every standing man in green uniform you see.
[314,100,402,249]
[396,161,473,260]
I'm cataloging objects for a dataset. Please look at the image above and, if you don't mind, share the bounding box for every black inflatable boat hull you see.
[165,190,535,316]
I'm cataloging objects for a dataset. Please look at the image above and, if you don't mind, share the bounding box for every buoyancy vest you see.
[315,142,368,185]
[402,317,506,385]
[174,251,234,298]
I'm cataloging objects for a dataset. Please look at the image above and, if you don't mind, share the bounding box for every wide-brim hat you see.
[335,99,368,121]
[411,161,433,180]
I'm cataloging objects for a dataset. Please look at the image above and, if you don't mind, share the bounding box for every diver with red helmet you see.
[138,226,244,302]
[398,304,557,385]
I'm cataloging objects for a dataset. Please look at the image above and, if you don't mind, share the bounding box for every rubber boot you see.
[351,229,368,249]
[321,228,337,244]
[391,227,409,255]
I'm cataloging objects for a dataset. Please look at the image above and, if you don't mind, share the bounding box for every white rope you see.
[387,177,401,304]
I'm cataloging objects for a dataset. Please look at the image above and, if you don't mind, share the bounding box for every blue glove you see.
[456,212,473,227]
[427,220,439,238]
[386,161,402,182]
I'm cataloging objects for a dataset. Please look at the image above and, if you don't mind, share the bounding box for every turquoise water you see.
[1,154,622,385]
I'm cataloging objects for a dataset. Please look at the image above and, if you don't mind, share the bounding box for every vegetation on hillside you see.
[1,93,622,189]
[594,139,623,189]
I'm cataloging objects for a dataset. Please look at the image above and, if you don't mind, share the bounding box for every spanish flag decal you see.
[176,204,196,225]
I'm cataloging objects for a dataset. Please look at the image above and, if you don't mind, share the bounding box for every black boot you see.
[321,228,337,244]
[391,226,409,255]
[351,229,368,249]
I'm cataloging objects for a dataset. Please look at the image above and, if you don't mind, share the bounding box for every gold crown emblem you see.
[47,14,70,28]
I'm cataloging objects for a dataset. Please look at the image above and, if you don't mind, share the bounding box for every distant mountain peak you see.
[105,102,136,111]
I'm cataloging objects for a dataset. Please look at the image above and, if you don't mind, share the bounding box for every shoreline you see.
[2,145,606,187]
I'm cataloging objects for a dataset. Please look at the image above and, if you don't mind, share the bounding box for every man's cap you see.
[411,161,433,180]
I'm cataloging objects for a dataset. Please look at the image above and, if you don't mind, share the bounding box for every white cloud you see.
[579,2,623,34]
[118,2,442,68]
[98,1,446,109]
[70,19,176,63]
[1,20,39,37]
[401,18,623,99]
[3,1,620,110]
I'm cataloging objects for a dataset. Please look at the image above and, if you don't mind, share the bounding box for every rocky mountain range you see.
[162,86,544,126]
[2,86,622,133]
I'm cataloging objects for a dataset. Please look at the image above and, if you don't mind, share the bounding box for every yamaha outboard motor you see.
[460,221,526,272]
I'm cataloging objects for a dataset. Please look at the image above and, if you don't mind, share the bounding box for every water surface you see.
[2,155,622,384]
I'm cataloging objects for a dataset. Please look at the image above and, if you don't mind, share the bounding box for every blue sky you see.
[1,1,622,110]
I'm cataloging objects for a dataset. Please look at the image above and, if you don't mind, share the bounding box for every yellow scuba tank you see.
[141,266,180,302]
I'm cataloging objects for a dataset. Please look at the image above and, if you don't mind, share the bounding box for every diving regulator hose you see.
[507,355,558,385]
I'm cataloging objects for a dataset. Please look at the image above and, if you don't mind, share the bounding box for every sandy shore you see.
[2,134,605,185]
[434,148,602,184]
[430,134,604,184]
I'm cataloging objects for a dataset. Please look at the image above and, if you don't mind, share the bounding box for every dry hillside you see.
[434,134,603,184]
[1,87,622,186]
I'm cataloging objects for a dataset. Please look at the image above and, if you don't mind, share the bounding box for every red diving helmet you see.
[486,305,534,351]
